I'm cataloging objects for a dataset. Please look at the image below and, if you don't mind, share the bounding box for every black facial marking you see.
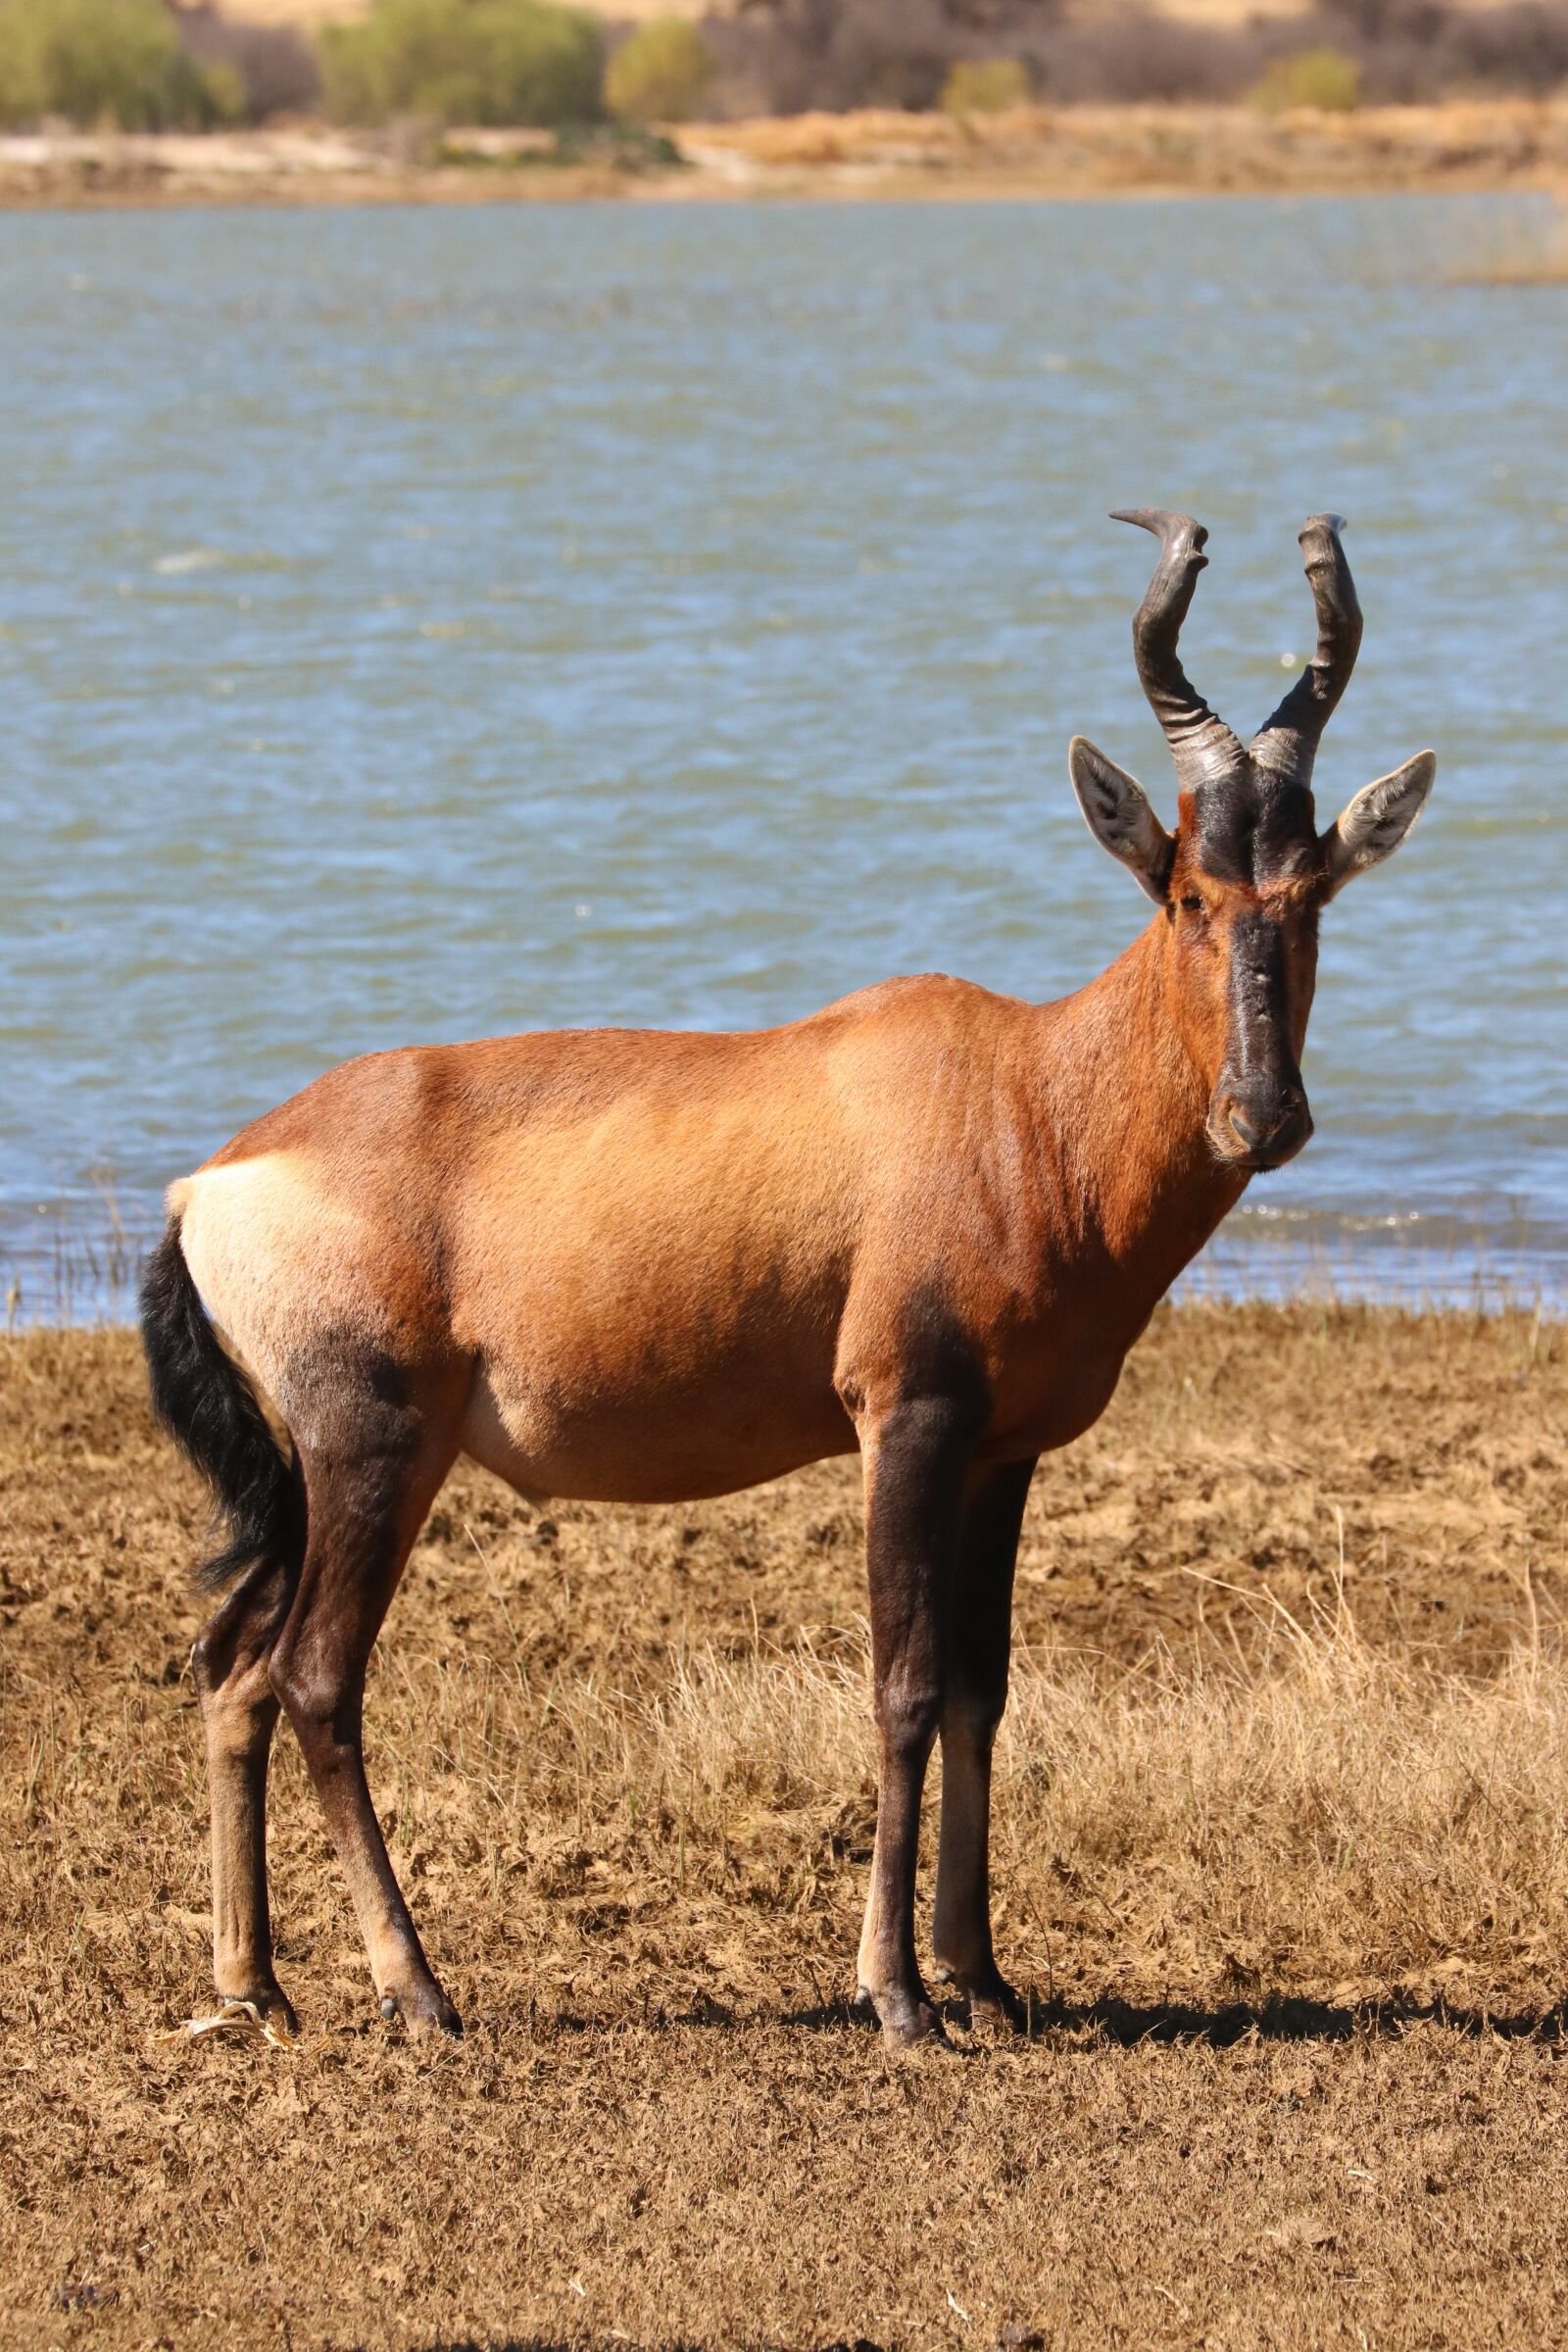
[1217,907,1311,1167]
[1226,909,1294,1079]
[1196,765,1318,888]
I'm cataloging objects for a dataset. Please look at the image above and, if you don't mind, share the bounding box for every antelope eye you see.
[1179,894,1204,914]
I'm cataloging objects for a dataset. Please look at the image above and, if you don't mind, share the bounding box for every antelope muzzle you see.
[1208,1075,1313,1173]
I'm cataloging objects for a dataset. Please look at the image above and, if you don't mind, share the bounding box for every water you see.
[0,196,1563,1320]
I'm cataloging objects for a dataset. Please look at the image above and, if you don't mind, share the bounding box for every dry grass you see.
[686,97,1568,194]
[3,1304,1568,2348]
[633,1600,1568,2018]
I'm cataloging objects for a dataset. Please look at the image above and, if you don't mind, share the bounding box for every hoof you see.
[967,1980,1030,2037]
[891,2002,954,2054]
[379,1983,464,2040]
[220,1983,299,2043]
[969,1989,1029,2037]
[934,1963,1029,2037]
[167,1984,298,2050]
[861,1986,951,2052]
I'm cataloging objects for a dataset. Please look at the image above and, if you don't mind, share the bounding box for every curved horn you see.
[1110,508,1248,791]
[1251,514,1363,787]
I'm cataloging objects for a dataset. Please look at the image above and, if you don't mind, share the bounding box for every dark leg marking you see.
[856,1394,981,2051]
[268,1362,463,2039]
[932,1457,1036,2033]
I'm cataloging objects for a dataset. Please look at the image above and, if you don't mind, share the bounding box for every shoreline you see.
[6,1195,1565,1330]
[3,99,1567,210]
[8,1246,1563,1333]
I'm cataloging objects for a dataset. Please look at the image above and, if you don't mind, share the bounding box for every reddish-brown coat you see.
[181,916,1254,1504]
[149,508,1434,2049]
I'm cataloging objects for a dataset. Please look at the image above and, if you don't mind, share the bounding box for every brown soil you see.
[2,99,1566,210]
[3,1304,1567,2350]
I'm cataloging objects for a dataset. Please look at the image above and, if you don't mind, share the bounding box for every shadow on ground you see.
[520,1988,1568,2048]
[780,1990,1568,2046]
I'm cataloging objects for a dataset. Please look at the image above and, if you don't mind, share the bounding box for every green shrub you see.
[605,18,713,124]
[0,0,237,130]
[320,0,603,128]
[939,57,1032,116]
[1250,46,1361,114]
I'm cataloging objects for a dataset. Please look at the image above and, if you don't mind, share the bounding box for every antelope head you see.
[1070,509,1435,1174]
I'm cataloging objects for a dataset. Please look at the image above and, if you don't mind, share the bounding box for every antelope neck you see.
[1025,922,1247,1304]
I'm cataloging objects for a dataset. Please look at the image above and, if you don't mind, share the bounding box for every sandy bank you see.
[3,98,1567,209]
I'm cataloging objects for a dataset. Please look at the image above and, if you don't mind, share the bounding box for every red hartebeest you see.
[142,511,1434,2049]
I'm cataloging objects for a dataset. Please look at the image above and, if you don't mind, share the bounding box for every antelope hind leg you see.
[191,1555,299,2035]
[268,1371,464,2039]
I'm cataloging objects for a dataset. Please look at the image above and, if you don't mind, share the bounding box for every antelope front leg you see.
[856,1395,976,2050]
[932,1457,1035,2032]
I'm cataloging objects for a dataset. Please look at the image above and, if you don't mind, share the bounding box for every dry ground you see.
[4,99,1567,208]
[3,1304,1567,2349]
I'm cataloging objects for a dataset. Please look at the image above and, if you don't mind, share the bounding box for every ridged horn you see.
[1111,508,1248,792]
[1250,514,1363,788]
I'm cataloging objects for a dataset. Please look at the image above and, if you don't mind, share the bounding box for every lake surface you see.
[0,196,1563,1319]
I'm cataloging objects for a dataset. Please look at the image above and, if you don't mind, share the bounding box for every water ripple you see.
[0,196,1563,1315]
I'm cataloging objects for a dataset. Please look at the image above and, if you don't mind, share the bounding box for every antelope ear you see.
[1321,750,1436,898]
[1069,736,1174,906]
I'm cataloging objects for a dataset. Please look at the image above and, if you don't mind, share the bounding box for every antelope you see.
[142,511,1434,2050]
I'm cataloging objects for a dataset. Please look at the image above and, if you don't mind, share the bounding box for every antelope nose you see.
[1228,1093,1312,1166]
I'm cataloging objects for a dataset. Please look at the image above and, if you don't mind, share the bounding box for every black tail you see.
[139,1222,305,1594]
